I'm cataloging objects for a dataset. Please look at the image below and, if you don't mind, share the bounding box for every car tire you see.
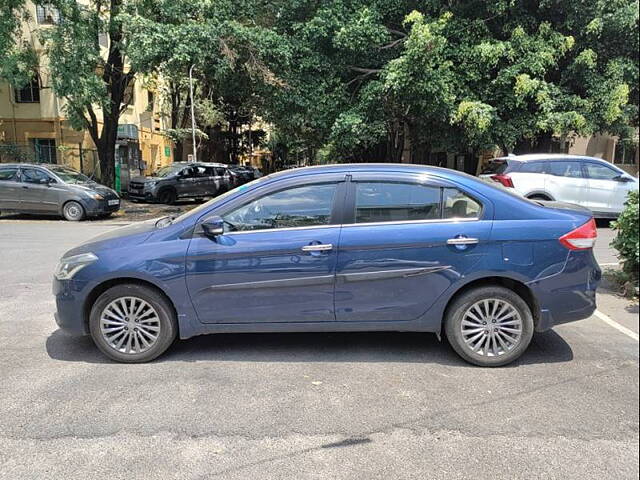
[89,283,178,363]
[62,201,86,221]
[158,188,177,205]
[444,286,534,367]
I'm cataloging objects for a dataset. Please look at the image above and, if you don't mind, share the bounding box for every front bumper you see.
[82,197,121,216]
[53,277,89,336]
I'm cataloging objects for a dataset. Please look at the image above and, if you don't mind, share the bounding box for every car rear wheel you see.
[89,283,177,363]
[445,286,534,367]
[62,201,85,221]
[158,188,177,205]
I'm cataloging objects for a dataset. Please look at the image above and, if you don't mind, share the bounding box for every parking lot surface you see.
[0,221,638,480]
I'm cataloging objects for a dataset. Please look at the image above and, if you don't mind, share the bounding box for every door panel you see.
[19,168,59,212]
[583,162,634,214]
[186,228,340,323]
[335,221,492,322]
[545,161,588,206]
[0,167,22,210]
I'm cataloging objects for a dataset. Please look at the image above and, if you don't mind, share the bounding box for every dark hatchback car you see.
[128,162,232,204]
[0,163,120,221]
[53,164,601,366]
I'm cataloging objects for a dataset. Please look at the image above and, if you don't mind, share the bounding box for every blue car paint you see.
[53,164,601,340]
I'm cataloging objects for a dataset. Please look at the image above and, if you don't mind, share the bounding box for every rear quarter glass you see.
[481,160,518,175]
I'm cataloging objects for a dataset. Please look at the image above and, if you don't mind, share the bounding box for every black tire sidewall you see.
[89,283,177,363]
[158,189,176,205]
[445,286,534,367]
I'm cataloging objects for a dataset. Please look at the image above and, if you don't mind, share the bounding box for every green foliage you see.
[611,190,640,281]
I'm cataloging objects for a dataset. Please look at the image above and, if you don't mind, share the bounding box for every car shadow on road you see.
[46,328,573,367]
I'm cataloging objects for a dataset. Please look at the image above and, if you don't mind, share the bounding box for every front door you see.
[186,179,344,324]
[335,175,492,322]
[582,161,634,215]
[19,167,59,213]
[545,160,589,206]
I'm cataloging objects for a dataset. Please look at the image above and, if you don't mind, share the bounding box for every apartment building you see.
[0,2,174,186]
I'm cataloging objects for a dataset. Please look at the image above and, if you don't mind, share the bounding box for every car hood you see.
[67,183,119,198]
[62,219,159,258]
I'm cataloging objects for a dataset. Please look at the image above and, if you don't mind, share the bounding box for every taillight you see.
[559,219,597,250]
[491,174,514,188]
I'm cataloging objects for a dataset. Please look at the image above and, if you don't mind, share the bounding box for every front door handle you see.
[301,244,333,252]
[447,237,479,246]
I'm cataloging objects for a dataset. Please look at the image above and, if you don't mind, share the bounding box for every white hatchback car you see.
[480,154,639,218]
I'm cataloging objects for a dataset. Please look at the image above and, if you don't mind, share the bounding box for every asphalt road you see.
[0,221,638,480]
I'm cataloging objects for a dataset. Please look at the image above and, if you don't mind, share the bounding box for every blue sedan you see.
[53,164,601,366]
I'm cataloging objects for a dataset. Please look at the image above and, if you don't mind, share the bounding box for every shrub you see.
[611,189,639,282]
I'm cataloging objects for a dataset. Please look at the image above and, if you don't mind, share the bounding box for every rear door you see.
[0,166,22,210]
[545,161,589,206]
[19,167,60,213]
[335,173,492,323]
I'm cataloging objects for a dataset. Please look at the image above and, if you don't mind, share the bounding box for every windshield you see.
[155,165,182,178]
[49,167,92,184]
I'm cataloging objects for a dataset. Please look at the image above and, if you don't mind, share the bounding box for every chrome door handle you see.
[301,244,333,252]
[447,237,479,245]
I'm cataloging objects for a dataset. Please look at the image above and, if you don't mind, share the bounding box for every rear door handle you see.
[301,244,333,252]
[447,237,479,246]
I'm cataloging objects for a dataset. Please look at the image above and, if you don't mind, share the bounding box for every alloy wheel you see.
[99,296,161,354]
[460,298,523,357]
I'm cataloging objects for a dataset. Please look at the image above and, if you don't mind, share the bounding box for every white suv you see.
[480,154,638,218]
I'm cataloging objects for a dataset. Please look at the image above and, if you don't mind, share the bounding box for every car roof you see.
[492,154,610,163]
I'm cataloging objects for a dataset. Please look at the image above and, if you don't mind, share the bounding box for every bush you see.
[611,190,639,282]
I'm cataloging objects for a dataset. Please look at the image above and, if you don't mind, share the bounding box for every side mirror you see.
[201,216,224,237]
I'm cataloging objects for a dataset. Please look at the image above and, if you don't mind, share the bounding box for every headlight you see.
[54,253,98,280]
[145,181,157,189]
[87,191,104,200]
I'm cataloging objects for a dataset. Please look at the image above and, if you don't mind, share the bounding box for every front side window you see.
[584,163,619,180]
[442,188,482,219]
[547,161,583,178]
[223,183,337,232]
[21,168,51,184]
[0,168,19,181]
[355,182,441,223]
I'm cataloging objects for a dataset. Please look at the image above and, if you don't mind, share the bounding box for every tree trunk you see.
[97,139,116,187]
[174,140,184,162]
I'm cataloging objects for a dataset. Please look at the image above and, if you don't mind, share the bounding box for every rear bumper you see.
[529,250,601,332]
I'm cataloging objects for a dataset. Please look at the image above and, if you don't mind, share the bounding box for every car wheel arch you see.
[83,277,180,337]
[442,276,540,330]
[526,191,554,201]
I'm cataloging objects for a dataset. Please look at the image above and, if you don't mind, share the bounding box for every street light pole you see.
[188,64,197,162]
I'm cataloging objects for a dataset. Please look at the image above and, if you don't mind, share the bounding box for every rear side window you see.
[519,161,546,174]
[442,188,482,219]
[0,167,19,181]
[355,182,441,223]
[584,163,619,180]
[547,161,583,178]
[481,160,509,175]
[21,168,51,183]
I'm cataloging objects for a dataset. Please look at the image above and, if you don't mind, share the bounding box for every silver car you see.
[480,154,639,218]
[0,163,120,221]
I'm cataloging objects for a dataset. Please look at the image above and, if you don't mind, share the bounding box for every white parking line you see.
[594,310,639,341]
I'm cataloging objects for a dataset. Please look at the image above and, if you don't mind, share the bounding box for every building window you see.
[36,4,60,25]
[31,139,57,163]
[15,76,40,103]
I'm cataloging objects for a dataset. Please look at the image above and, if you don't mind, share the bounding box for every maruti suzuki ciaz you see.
[53,164,601,366]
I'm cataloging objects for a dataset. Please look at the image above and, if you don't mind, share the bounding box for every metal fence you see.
[0,143,102,181]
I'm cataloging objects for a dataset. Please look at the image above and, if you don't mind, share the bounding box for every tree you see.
[0,0,140,187]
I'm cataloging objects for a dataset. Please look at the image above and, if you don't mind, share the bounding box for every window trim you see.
[343,178,484,227]
[202,179,346,236]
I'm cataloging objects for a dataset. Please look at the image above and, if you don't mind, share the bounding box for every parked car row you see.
[480,154,638,218]
[128,162,262,204]
[0,163,120,221]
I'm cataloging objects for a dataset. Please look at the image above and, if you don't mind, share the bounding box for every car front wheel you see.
[62,201,85,221]
[89,283,177,363]
[445,286,534,367]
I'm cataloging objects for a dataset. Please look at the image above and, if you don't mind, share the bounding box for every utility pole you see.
[189,64,197,162]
